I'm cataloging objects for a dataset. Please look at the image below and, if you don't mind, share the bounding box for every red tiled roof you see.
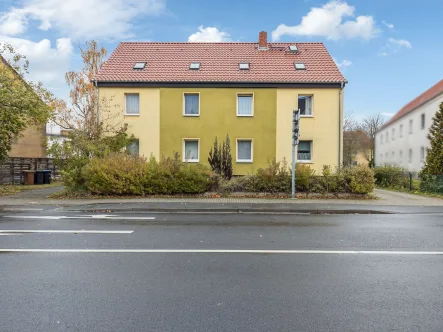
[381,79,443,130]
[95,42,346,84]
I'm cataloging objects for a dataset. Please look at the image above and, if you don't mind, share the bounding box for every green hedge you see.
[82,153,213,195]
[217,161,374,194]
[373,165,410,189]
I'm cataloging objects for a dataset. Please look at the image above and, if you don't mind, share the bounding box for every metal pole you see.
[292,138,296,199]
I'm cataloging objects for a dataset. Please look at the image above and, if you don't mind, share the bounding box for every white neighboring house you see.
[375,79,443,172]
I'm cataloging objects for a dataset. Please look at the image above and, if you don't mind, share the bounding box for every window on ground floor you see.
[183,139,199,162]
[408,148,412,163]
[420,146,425,162]
[236,139,253,162]
[298,141,312,161]
[127,139,139,156]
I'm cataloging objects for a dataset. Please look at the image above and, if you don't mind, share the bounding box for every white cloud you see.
[378,37,412,56]
[333,58,353,69]
[1,36,73,88]
[382,20,394,29]
[381,112,394,117]
[387,37,411,48]
[0,0,166,40]
[188,26,231,42]
[272,0,379,41]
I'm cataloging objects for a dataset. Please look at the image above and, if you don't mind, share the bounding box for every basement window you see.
[239,62,250,70]
[294,62,306,70]
[189,62,200,70]
[133,62,146,70]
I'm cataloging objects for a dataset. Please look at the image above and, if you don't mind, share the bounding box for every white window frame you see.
[392,128,395,140]
[409,119,413,134]
[298,95,314,117]
[297,140,313,163]
[236,139,253,163]
[182,138,200,163]
[421,113,425,130]
[399,124,403,137]
[183,92,200,117]
[420,146,425,162]
[124,93,140,116]
[408,148,412,163]
[236,93,254,117]
[380,134,383,145]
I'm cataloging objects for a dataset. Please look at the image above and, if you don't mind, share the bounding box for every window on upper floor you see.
[400,124,403,137]
[125,94,140,115]
[237,94,254,116]
[380,134,383,144]
[392,128,395,140]
[386,132,389,142]
[420,146,425,162]
[298,141,312,162]
[298,95,313,116]
[183,139,199,162]
[409,119,413,134]
[408,148,413,163]
[237,139,253,162]
[421,113,425,129]
[184,93,200,116]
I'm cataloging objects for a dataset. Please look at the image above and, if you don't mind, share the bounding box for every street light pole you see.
[292,109,300,199]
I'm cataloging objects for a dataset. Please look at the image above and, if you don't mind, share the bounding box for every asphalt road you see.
[1,210,443,331]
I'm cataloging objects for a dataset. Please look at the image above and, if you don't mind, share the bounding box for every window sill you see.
[300,115,314,118]
[298,160,313,164]
[183,160,199,163]
[183,114,200,117]
[237,114,254,117]
[237,160,253,163]
[124,113,140,117]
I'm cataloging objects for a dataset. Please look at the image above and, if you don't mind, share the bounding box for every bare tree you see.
[361,113,385,167]
[343,110,367,166]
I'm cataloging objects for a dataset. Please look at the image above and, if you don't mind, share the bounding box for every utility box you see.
[23,170,35,185]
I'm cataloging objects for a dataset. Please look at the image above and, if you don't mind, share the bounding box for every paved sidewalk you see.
[0,187,442,209]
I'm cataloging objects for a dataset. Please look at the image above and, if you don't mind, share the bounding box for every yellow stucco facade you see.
[276,88,342,173]
[98,87,161,159]
[98,86,343,174]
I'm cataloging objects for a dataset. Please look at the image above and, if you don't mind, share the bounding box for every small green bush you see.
[420,174,443,194]
[295,164,316,192]
[253,159,291,193]
[82,153,213,195]
[374,165,409,189]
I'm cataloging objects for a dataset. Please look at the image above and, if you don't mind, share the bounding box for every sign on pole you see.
[292,109,300,199]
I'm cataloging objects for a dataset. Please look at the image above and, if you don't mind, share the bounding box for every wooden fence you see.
[0,157,59,185]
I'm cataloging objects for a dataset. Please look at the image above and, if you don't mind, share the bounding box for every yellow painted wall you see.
[160,88,277,175]
[276,88,341,173]
[98,87,160,159]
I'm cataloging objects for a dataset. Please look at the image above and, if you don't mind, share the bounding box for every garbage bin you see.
[34,170,44,185]
[23,170,35,185]
[42,170,52,184]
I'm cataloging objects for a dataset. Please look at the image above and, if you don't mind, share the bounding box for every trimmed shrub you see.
[218,175,256,193]
[340,165,375,194]
[420,174,443,194]
[253,159,291,193]
[374,165,409,189]
[82,153,213,195]
[295,164,316,192]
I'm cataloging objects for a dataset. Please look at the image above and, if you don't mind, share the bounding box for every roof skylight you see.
[294,62,306,70]
[239,62,250,70]
[189,62,200,70]
[133,62,146,70]
[289,45,298,52]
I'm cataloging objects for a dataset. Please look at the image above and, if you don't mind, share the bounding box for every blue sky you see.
[1,0,443,122]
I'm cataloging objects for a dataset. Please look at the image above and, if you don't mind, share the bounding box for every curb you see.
[75,207,393,215]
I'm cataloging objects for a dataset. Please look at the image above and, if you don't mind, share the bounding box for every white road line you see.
[2,215,155,220]
[0,230,133,234]
[0,249,443,255]
[1,208,43,211]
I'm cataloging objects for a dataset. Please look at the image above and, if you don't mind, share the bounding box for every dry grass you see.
[0,182,63,196]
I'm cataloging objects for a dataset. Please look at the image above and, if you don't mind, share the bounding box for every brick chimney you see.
[258,31,268,50]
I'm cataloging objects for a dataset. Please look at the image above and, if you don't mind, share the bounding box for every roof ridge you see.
[118,41,326,45]
[380,79,443,130]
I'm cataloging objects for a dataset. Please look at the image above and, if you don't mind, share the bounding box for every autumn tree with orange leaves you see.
[49,41,134,190]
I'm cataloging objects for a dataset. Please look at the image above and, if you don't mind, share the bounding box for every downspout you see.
[338,81,345,167]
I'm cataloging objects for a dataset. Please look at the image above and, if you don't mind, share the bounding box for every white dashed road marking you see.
[0,230,134,234]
